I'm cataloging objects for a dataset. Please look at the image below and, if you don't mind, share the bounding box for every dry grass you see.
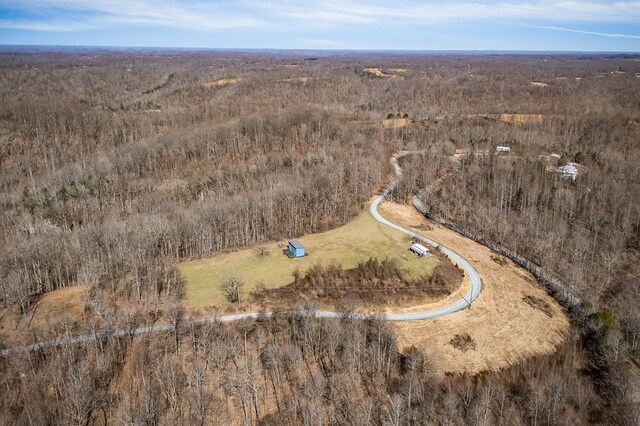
[179,206,440,309]
[364,67,387,77]
[490,254,508,266]
[0,286,90,347]
[499,114,545,125]
[203,77,242,88]
[460,114,552,125]
[530,81,549,88]
[522,294,554,318]
[378,202,569,375]
[363,68,404,79]
[381,118,411,129]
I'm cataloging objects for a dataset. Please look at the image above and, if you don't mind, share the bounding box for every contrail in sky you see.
[523,23,640,39]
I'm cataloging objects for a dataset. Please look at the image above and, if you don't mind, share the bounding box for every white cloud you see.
[523,23,640,39]
[0,0,264,31]
[252,0,640,26]
[0,19,97,31]
[1,0,640,31]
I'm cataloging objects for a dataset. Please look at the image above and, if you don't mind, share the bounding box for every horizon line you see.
[0,44,639,55]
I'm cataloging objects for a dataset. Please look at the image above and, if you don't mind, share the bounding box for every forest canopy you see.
[0,49,638,425]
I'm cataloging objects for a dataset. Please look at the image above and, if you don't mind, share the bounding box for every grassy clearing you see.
[203,77,242,88]
[179,208,440,308]
[530,81,549,88]
[279,76,312,84]
[363,68,403,79]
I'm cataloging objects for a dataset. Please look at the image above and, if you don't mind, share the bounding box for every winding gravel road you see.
[1,151,481,355]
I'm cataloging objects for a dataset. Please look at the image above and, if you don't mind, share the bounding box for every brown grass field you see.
[530,81,550,88]
[379,202,569,375]
[0,286,90,347]
[203,77,242,88]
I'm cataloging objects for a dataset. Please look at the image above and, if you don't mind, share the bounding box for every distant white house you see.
[550,153,561,161]
[496,146,511,152]
[557,164,578,180]
[409,242,430,257]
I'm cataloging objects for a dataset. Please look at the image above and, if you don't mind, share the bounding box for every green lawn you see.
[179,208,440,308]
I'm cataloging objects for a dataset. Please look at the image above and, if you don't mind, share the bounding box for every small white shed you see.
[410,243,430,257]
[496,146,511,152]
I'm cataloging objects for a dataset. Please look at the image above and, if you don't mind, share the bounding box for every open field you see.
[179,206,440,309]
[202,77,242,88]
[363,67,387,77]
[379,201,570,375]
[363,67,404,78]
[0,286,90,347]
[381,118,411,129]
[498,113,546,124]
[530,81,550,87]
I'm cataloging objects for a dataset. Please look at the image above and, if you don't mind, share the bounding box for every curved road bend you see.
[1,151,481,355]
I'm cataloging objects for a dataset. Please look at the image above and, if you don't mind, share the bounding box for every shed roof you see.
[411,243,429,253]
[413,243,429,251]
[289,239,304,249]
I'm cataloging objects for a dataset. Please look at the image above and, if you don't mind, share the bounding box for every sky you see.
[0,1,639,51]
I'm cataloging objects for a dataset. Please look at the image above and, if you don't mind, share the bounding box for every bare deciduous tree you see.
[221,276,245,304]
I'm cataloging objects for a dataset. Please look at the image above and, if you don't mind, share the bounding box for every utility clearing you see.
[379,201,569,375]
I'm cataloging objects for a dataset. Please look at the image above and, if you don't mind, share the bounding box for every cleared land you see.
[202,77,242,88]
[0,286,90,347]
[180,208,440,309]
[363,67,404,79]
[498,113,546,124]
[381,118,411,129]
[379,201,569,375]
[530,81,550,87]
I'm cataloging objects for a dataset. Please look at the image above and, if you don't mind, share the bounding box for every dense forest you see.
[0,49,638,424]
